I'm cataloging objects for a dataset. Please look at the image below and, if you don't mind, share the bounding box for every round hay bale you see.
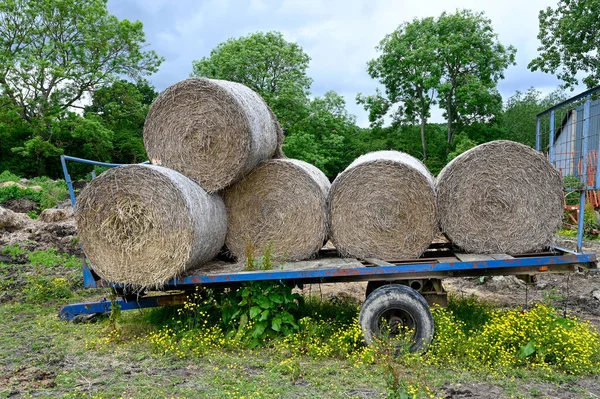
[75,165,227,287]
[223,159,330,261]
[436,140,563,254]
[143,78,283,193]
[329,151,437,260]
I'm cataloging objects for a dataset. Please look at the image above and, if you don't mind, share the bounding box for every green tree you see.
[0,0,163,175]
[360,10,515,156]
[528,0,600,89]
[191,31,312,131]
[435,10,516,145]
[358,17,441,160]
[85,80,158,163]
[499,87,566,148]
[356,123,449,175]
[284,91,360,178]
[447,133,478,161]
[0,96,35,175]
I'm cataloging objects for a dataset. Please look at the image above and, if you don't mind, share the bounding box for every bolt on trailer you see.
[59,87,600,349]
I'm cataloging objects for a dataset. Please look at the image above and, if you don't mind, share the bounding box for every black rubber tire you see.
[365,281,430,308]
[359,284,434,353]
[365,281,386,299]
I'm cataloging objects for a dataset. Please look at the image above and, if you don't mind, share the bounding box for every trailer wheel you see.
[359,284,434,353]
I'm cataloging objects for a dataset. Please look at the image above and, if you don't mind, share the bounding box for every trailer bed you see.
[60,245,597,321]
[82,245,598,289]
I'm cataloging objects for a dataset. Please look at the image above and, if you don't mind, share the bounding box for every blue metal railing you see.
[536,85,600,252]
[60,155,148,208]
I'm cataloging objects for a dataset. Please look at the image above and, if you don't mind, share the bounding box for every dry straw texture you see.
[436,140,563,254]
[329,151,437,260]
[144,78,283,193]
[223,158,330,261]
[75,165,227,287]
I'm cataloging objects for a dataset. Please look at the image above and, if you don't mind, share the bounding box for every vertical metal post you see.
[91,170,96,180]
[576,97,592,252]
[60,155,76,209]
[536,117,541,151]
[549,110,556,163]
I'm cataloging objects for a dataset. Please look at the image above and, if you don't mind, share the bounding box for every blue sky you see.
[107,0,568,126]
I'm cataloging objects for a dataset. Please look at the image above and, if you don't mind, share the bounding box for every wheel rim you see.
[375,307,416,341]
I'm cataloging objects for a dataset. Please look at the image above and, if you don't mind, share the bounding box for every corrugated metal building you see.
[553,99,600,179]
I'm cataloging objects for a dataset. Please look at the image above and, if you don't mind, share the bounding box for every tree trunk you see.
[446,101,453,145]
[37,156,47,177]
[420,116,427,160]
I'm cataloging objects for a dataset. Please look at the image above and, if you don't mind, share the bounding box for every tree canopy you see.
[84,80,158,164]
[359,9,516,160]
[283,91,361,178]
[0,0,162,119]
[528,0,600,89]
[431,10,515,144]
[358,17,440,159]
[0,0,162,176]
[0,6,569,182]
[499,88,566,148]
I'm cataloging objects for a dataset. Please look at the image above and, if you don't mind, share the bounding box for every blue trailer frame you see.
[58,155,599,321]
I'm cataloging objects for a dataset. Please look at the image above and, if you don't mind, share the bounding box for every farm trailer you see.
[57,155,599,351]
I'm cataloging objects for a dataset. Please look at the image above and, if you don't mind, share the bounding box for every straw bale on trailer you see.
[436,140,563,254]
[75,165,227,287]
[223,159,330,261]
[329,151,437,260]
[143,78,283,193]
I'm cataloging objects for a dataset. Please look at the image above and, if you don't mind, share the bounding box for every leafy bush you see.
[0,172,69,212]
[558,228,577,237]
[583,203,598,236]
[447,134,478,162]
[0,184,42,204]
[447,294,494,333]
[23,276,73,303]
[38,180,69,210]
[0,170,20,183]
[143,290,369,361]
[220,281,302,347]
[426,302,600,374]
[98,288,600,377]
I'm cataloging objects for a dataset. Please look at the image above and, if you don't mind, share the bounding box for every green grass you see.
[1,245,599,399]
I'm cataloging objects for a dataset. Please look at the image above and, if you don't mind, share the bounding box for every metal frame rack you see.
[536,85,600,252]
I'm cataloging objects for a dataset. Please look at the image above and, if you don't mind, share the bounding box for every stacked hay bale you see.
[143,78,283,193]
[329,151,438,260]
[223,159,330,261]
[76,77,324,286]
[436,140,563,254]
[76,165,227,287]
[75,75,563,289]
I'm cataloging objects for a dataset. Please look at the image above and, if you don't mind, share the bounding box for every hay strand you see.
[144,78,283,193]
[75,165,227,287]
[223,158,330,261]
[329,151,437,259]
[436,140,563,254]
